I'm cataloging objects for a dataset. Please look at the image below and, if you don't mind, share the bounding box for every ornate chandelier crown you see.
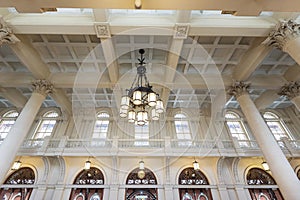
[119,49,164,126]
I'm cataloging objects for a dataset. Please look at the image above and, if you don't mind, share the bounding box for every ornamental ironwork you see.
[73,167,104,185]
[178,167,209,185]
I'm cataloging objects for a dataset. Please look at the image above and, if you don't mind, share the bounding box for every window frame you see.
[0,110,19,140]
[33,110,59,139]
[174,113,192,146]
[225,111,251,147]
[263,111,293,141]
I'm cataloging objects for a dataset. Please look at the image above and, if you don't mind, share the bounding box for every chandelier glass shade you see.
[119,49,164,126]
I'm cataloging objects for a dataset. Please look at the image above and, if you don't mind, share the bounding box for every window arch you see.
[125,167,157,200]
[0,110,19,140]
[246,168,283,200]
[178,167,212,200]
[0,167,35,200]
[93,112,109,140]
[69,167,104,200]
[225,111,250,147]
[34,110,59,139]
[174,113,192,146]
[263,112,293,141]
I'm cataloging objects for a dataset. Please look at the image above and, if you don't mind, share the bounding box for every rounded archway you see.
[69,167,104,200]
[125,167,157,200]
[0,167,35,200]
[178,167,212,200]
[246,168,283,200]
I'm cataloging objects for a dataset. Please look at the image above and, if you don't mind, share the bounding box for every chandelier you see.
[119,49,164,126]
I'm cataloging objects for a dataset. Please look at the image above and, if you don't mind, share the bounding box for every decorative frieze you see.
[174,23,190,39]
[94,23,111,38]
[227,82,250,98]
[267,20,300,50]
[0,18,19,45]
[278,81,300,99]
[32,79,53,96]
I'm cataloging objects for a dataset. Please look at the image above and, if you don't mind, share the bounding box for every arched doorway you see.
[0,167,35,200]
[125,167,157,200]
[178,167,212,200]
[69,167,104,200]
[247,168,283,200]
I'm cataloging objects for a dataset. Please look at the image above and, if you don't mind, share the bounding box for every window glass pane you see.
[0,111,19,139]
[225,112,249,147]
[135,124,149,146]
[92,112,110,139]
[263,112,292,140]
[34,111,59,139]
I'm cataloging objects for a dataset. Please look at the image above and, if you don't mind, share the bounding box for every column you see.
[228,82,300,200]
[278,81,300,111]
[0,80,53,184]
[268,20,300,64]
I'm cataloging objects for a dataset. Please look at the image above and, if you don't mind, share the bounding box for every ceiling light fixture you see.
[134,0,142,9]
[261,161,270,171]
[193,159,200,170]
[84,160,91,170]
[11,160,22,170]
[119,49,164,126]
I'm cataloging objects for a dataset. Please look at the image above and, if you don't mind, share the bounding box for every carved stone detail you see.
[94,23,111,38]
[0,18,20,45]
[174,23,190,39]
[32,79,53,96]
[267,20,300,50]
[227,81,250,98]
[278,81,300,99]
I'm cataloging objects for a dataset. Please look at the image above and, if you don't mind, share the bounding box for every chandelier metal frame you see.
[119,49,164,126]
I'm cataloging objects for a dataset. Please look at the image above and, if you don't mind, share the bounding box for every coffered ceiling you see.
[0,4,299,114]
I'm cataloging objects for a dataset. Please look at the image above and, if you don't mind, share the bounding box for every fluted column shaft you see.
[228,82,300,200]
[268,20,300,65]
[0,80,53,184]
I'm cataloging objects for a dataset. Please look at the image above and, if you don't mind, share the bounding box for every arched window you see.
[178,167,212,200]
[174,113,192,146]
[125,167,157,200]
[0,110,19,140]
[263,112,293,141]
[0,167,35,200]
[93,112,109,141]
[69,167,104,200]
[225,111,250,147]
[247,168,283,200]
[34,111,59,139]
[135,124,149,146]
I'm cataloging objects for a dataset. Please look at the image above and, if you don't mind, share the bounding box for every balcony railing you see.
[1,137,299,157]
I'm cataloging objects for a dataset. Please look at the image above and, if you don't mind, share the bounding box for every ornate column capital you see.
[0,18,19,45]
[227,81,250,98]
[267,20,300,50]
[278,81,300,99]
[32,79,53,96]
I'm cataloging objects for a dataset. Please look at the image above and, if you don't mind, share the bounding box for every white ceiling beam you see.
[0,88,27,108]
[9,35,72,113]
[100,38,119,84]
[254,90,279,110]
[50,88,72,115]
[93,9,109,22]
[284,64,300,82]
[10,35,51,79]
[0,72,287,90]
[5,14,276,36]
[2,0,300,14]
[233,38,272,81]
[162,11,190,104]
